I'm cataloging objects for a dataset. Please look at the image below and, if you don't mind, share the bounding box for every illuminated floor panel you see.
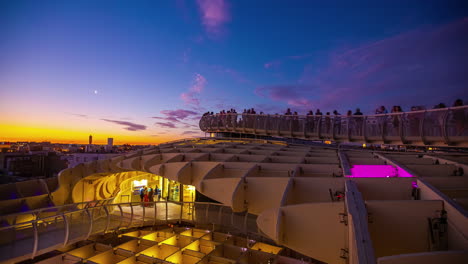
[37,227,312,264]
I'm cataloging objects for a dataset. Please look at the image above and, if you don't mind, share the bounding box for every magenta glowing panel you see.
[396,166,413,177]
[348,165,413,178]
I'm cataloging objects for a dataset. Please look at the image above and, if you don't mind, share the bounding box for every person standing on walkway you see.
[156,186,161,201]
[148,186,154,203]
[139,186,145,202]
[143,187,149,206]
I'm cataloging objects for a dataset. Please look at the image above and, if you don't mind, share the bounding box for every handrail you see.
[203,106,468,118]
[0,201,233,231]
[0,201,263,263]
[199,106,468,146]
[0,198,115,219]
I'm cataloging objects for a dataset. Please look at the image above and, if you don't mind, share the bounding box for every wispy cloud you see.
[155,122,176,129]
[211,65,252,84]
[181,130,199,135]
[153,109,199,123]
[254,103,285,114]
[162,109,199,119]
[181,130,203,137]
[180,73,206,106]
[196,0,230,37]
[101,119,147,131]
[153,109,201,130]
[255,85,314,109]
[257,18,468,112]
[69,113,88,118]
[264,53,313,69]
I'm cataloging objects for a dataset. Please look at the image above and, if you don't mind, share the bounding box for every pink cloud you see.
[180,73,206,106]
[190,73,206,93]
[160,109,199,120]
[255,85,315,110]
[180,92,200,106]
[152,109,200,129]
[287,98,313,108]
[257,18,468,113]
[254,103,285,114]
[181,130,201,135]
[196,0,230,36]
[155,122,176,129]
[102,119,147,131]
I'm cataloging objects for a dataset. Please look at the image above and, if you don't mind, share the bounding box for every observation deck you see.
[1,139,468,264]
[199,106,468,146]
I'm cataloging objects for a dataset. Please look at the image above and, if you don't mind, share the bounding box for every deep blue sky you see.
[1,0,467,143]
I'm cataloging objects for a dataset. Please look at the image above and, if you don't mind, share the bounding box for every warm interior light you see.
[133,179,148,187]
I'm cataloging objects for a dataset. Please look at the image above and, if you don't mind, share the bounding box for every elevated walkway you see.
[1,139,468,264]
[0,201,260,263]
[199,106,468,146]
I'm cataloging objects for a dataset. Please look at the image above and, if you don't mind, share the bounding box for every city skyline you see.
[1,0,467,144]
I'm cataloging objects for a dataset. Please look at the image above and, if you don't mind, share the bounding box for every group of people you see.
[433,99,464,109]
[375,99,464,115]
[201,99,466,137]
[202,99,464,118]
[139,186,161,204]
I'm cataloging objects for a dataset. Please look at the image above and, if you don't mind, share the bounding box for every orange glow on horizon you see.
[0,124,184,145]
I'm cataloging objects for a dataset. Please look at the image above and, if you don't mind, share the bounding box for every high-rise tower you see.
[89,135,93,145]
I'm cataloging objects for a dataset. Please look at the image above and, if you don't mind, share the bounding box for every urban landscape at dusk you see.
[1,0,467,145]
[1,1,468,264]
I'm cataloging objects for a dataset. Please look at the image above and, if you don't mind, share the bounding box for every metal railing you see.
[199,106,468,146]
[0,201,260,262]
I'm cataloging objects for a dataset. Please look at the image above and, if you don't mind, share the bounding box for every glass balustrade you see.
[0,201,260,262]
[199,106,468,146]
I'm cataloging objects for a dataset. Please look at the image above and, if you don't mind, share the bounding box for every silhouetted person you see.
[353,108,363,135]
[375,106,388,114]
[453,99,463,107]
[433,103,446,109]
[333,110,341,134]
[353,108,363,115]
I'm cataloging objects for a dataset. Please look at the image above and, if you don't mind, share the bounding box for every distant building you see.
[0,152,67,181]
[106,138,114,152]
[64,153,119,168]
[89,135,93,145]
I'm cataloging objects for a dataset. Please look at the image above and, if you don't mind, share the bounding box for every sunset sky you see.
[1,0,467,145]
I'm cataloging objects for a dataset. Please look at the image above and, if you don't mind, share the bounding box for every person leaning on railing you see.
[353,108,364,136]
[306,110,314,132]
[333,110,342,134]
[390,106,403,134]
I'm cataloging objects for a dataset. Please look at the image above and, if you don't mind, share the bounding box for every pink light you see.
[397,166,413,177]
[348,165,413,178]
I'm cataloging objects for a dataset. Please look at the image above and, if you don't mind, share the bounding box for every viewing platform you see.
[199,106,468,147]
[1,139,467,264]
